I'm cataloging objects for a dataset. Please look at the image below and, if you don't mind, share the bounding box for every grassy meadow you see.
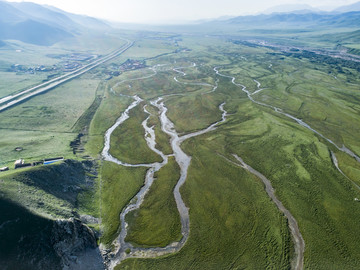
[1,29,360,270]
[0,75,100,165]
[109,103,162,164]
[0,34,131,261]
[102,37,360,269]
[125,157,182,247]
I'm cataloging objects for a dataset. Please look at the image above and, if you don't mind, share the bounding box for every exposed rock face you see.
[52,218,104,270]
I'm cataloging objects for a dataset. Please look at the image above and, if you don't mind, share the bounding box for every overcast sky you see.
[6,0,360,23]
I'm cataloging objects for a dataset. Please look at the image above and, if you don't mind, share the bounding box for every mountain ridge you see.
[0,1,111,45]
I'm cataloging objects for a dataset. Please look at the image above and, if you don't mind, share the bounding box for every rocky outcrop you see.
[52,218,104,270]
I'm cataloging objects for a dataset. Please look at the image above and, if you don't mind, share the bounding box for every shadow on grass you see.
[0,197,61,270]
[3,159,94,207]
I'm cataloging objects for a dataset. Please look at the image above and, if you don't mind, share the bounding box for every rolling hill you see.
[334,1,360,13]
[0,1,110,46]
[225,11,360,28]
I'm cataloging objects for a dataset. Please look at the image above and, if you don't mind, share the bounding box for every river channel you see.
[102,89,227,269]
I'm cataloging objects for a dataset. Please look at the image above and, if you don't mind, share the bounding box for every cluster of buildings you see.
[9,53,96,75]
[104,59,146,80]
[9,64,58,74]
[118,59,146,71]
[0,157,64,172]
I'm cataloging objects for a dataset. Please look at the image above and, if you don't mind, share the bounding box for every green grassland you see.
[0,34,128,99]
[85,84,133,157]
[221,99,360,269]
[109,102,162,164]
[337,151,360,188]
[111,67,204,100]
[0,75,100,165]
[0,72,49,98]
[0,129,75,166]
[1,29,360,270]
[100,161,147,246]
[165,93,224,134]
[228,45,360,155]
[125,157,182,247]
[105,36,360,269]
[118,143,292,270]
[121,38,178,60]
[146,105,172,155]
[0,160,96,218]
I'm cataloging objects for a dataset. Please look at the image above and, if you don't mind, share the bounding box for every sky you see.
[5,0,360,23]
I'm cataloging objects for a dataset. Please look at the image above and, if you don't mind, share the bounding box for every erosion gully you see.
[101,63,227,269]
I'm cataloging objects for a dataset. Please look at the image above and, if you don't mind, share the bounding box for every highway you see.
[0,40,133,113]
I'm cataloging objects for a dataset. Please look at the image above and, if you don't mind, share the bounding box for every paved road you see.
[0,40,133,113]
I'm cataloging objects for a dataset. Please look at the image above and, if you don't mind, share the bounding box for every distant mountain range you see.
[224,11,360,28]
[262,1,360,14]
[262,4,322,15]
[333,1,360,12]
[0,0,360,46]
[0,1,110,46]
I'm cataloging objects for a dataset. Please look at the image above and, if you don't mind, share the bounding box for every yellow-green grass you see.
[113,69,205,100]
[337,151,360,188]
[0,77,100,131]
[0,72,49,97]
[86,85,133,157]
[100,161,147,247]
[125,157,182,247]
[221,97,360,269]
[0,160,94,219]
[147,106,172,155]
[118,142,292,269]
[0,129,75,165]
[165,93,225,134]
[0,76,100,163]
[109,102,162,164]
[225,43,360,156]
[115,39,360,269]
[121,39,178,60]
